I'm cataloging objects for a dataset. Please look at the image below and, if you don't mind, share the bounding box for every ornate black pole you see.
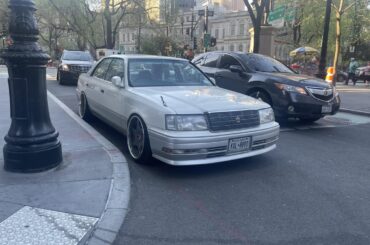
[0,0,62,172]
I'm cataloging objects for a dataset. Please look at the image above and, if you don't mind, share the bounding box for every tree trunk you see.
[253,25,261,53]
[104,0,113,49]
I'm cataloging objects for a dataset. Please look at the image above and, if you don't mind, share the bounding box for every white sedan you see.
[77,55,279,165]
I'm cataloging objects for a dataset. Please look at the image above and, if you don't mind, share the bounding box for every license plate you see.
[228,137,250,153]
[322,104,332,114]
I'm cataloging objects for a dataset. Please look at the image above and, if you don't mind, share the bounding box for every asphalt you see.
[43,69,370,245]
[0,68,130,245]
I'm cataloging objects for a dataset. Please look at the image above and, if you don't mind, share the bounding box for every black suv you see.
[57,50,94,85]
[193,52,341,122]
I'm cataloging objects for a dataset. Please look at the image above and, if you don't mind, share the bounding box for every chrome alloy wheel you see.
[127,116,146,159]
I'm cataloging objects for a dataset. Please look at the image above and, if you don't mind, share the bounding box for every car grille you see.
[69,65,91,73]
[306,87,334,101]
[206,110,260,132]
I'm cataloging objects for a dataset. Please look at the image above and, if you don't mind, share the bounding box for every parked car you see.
[192,52,341,122]
[57,50,94,85]
[77,55,280,165]
[355,66,370,82]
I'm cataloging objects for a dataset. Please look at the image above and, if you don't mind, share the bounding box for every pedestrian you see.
[345,57,359,86]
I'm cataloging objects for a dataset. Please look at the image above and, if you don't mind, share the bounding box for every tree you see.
[331,0,354,80]
[242,0,270,53]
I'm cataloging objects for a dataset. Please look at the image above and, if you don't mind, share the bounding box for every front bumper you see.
[148,122,280,166]
[59,70,81,84]
[274,92,341,119]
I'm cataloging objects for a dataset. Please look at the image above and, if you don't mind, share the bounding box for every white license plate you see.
[322,104,332,114]
[228,137,250,153]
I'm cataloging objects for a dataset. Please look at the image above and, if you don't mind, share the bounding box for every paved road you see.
[45,76,370,245]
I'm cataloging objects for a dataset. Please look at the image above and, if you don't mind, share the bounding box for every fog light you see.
[288,106,295,112]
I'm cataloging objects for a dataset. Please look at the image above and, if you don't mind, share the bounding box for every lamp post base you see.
[3,142,62,173]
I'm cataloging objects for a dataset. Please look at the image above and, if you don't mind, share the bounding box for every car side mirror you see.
[111,76,124,88]
[229,65,244,74]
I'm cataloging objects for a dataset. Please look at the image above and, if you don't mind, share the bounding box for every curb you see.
[47,91,130,245]
[340,108,370,117]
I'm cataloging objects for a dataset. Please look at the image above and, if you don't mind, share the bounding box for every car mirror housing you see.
[112,76,124,88]
[229,65,243,73]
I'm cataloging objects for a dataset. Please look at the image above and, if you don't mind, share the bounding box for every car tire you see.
[337,74,345,83]
[79,93,94,122]
[127,115,152,164]
[248,90,272,106]
[299,117,322,123]
[57,71,65,85]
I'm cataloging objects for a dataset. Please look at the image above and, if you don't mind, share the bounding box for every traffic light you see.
[210,37,217,47]
[193,37,197,50]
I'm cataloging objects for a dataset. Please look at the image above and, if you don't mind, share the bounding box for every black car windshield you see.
[128,59,213,87]
[240,54,293,73]
[62,52,92,61]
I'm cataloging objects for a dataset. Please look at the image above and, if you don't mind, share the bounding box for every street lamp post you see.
[0,0,62,172]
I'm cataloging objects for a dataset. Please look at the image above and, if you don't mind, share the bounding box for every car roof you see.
[109,54,187,61]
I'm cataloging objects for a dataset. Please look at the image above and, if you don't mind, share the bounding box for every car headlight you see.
[275,83,307,95]
[259,108,275,124]
[61,64,69,71]
[166,115,208,131]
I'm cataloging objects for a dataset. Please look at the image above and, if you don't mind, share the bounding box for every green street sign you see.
[269,5,285,22]
[204,33,211,48]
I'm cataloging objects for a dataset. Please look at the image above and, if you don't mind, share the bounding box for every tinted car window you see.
[241,54,293,73]
[192,56,204,65]
[203,53,220,67]
[62,51,92,61]
[93,59,112,80]
[105,59,125,81]
[219,55,243,69]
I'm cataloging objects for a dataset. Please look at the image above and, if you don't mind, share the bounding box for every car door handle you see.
[100,89,104,93]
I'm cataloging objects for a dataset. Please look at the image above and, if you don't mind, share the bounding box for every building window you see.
[215,29,219,39]
[131,33,135,41]
[230,44,234,51]
[239,44,243,51]
[239,24,244,35]
[123,34,125,42]
[222,28,225,38]
[221,46,224,51]
[230,23,236,36]
[186,28,190,35]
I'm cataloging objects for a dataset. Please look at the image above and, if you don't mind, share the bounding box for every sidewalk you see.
[336,82,370,116]
[0,75,130,244]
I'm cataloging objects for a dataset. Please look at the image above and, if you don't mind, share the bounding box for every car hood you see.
[262,72,331,88]
[132,86,269,114]
[61,60,93,66]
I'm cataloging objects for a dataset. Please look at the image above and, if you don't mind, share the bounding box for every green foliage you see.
[140,35,180,56]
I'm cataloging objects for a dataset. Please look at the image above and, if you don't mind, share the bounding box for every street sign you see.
[204,33,211,48]
[269,5,285,22]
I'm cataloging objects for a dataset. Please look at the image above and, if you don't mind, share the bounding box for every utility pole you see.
[318,0,332,79]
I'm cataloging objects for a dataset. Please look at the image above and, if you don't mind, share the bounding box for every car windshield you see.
[240,54,294,73]
[128,59,213,87]
[62,52,92,61]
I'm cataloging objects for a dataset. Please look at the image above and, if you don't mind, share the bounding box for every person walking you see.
[345,57,359,85]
